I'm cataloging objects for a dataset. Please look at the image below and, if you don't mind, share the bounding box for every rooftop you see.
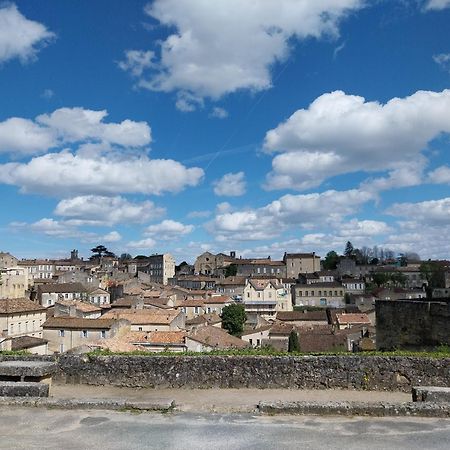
[0,298,45,314]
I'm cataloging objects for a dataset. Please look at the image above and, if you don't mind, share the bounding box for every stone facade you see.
[376,298,450,350]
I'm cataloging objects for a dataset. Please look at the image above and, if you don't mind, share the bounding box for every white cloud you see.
[0,107,151,155]
[424,0,450,10]
[118,50,155,77]
[0,151,204,196]
[428,165,450,184]
[208,188,374,241]
[54,195,165,225]
[213,172,246,196]
[144,219,194,239]
[41,89,54,100]
[10,218,122,243]
[187,210,211,219]
[433,53,450,72]
[339,219,392,237]
[264,89,450,190]
[386,197,450,226]
[210,107,228,119]
[174,91,204,112]
[120,0,364,108]
[0,3,54,65]
[127,237,157,250]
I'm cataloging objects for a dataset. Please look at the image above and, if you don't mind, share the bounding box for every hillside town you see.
[1,244,448,355]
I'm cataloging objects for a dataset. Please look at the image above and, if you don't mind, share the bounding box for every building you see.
[194,252,235,275]
[0,266,28,299]
[140,254,176,285]
[0,298,46,351]
[203,295,233,315]
[283,252,321,278]
[215,276,246,300]
[17,259,55,285]
[37,283,87,308]
[341,277,365,294]
[185,326,249,352]
[234,258,286,278]
[54,299,102,319]
[0,252,18,269]
[335,313,371,330]
[275,310,329,327]
[241,326,271,348]
[42,317,127,353]
[293,282,345,308]
[87,287,110,306]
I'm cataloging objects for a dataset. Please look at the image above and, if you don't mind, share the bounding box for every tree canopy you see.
[323,251,339,270]
[221,304,247,336]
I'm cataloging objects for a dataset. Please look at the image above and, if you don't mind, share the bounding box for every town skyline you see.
[1,1,450,262]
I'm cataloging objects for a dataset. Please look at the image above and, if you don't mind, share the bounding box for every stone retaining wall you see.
[1,354,449,392]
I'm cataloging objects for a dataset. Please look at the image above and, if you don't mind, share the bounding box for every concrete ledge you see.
[0,397,175,412]
[0,382,49,398]
[258,401,450,418]
[412,386,450,402]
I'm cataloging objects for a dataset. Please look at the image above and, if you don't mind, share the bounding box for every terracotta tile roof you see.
[240,325,272,336]
[0,298,45,314]
[284,253,320,258]
[336,313,371,325]
[276,311,328,322]
[186,313,222,326]
[131,331,187,345]
[43,317,116,329]
[102,309,181,325]
[205,295,232,304]
[177,299,205,308]
[187,326,248,349]
[268,323,295,336]
[215,276,246,286]
[38,282,86,294]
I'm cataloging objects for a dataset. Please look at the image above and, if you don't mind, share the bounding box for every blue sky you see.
[1,0,450,262]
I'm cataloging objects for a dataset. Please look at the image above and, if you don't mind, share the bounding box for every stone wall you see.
[376,299,450,350]
[55,355,450,392]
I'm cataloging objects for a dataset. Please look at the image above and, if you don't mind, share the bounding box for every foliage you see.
[221,303,247,336]
[323,251,339,270]
[420,261,445,299]
[344,241,354,257]
[225,264,238,277]
[90,245,108,257]
[288,330,300,352]
[120,253,132,261]
[372,272,389,287]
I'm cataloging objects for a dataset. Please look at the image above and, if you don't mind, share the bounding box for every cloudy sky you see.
[1,0,450,262]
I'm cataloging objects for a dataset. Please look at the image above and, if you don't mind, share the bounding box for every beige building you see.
[38,283,87,308]
[0,298,46,351]
[87,287,110,305]
[241,326,271,348]
[284,252,321,278]
[137,254,176,285]
[194,252,235,275]
[17,259,55,285]
[243,278,293,322]
[43,317,127,354]
[293,282,345,308]
[0,252,18,269]
[0,266,28,299]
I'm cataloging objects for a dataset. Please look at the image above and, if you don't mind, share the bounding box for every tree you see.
[221,304,247,336]
[390,271,407,287]
[288,329,300,352]
[420,261,445,299]
[344,241,354,258]
[372,272,389,287]
[103,250,116,258]
[120,253,132,261]
[323,251,339,270]
[225,264,237,277]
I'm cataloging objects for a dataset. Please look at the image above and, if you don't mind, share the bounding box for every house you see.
[243,278,292,322]
[102,309,185,332]
[283,252,321,278]
[0,252,18,269]
[37,283,87,308]
[17,259,56,285]
[335,313,371,330]
[341,277,365,294]
[194,251,236,275]
[127,331,187,352]
[215,276,246,300]
[234,258,287,278]
[138,254,176,285]
[275,310,329,327]
[293,282,345,308]
[240,325,271,348]
[10,336,48,355]
[177,299,206,319]
[54,299,102,319]
[336,258,372,278]
[42,316,128,353]
[0,266,28,299]
[185,326,249,352]
[87,287,110,306]
[0,298,47,351]
[168,275,218,290]
[203,294,233,315]
[185,313,222,330]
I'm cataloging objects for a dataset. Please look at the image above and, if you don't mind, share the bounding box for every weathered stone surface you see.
[0,361,57,378]
[412,386,450,402]
[258,400,450,417]
[52,355,450,392]
[0,381,49,397]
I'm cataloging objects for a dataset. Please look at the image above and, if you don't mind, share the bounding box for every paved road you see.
[0,407,449,449]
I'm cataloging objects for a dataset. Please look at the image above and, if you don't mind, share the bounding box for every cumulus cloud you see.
[210,107,228,119]
[10,218,122,243]
[0,107,151,156]
[433,53,450,72]
[208,189,374,241]
[54,195,165,226]
[144,219,194,239]
[118,50,155,77]
[428,165,450,184]
[339,219,392,237]
[0,3,54,65]
[0,151,204,196]
[213,172,246,197]
[127,237,157,249]
[424,0,450,10]
[120,0,364,108]
[386,197,450,226]
[264,89,450,190]
[187,210,211,219]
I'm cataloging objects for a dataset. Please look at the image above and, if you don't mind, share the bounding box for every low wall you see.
[55,355,450,392]
[1,354,448,392]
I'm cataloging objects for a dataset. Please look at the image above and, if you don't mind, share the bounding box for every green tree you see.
[420,261,445,299]
[225,264,237,277]
[344,241,354,258]
[390,271,407,287]
[90,245,108,258]
[288,329,300,352]
[221,304,247,336]
[323,251,339,270]
[372,272,389,287]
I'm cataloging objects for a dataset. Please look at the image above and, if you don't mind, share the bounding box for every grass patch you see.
[0,350,30,356]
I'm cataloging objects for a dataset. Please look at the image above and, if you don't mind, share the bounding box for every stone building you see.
[293,282,345,308]
[0,266,28,299]
[0,252,18,269]
[283,252,321,278]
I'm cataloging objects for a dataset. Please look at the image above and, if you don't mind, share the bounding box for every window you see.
[310,291,314,296]
[249,338,253,345]
[318,291,322,296]
[10,324,14,334]
[138,327,143,331]
[100,330,106,339]
[256,339,261,346]
[298,291,302,297]
[81,330,88,338]
[194,306,199,314]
